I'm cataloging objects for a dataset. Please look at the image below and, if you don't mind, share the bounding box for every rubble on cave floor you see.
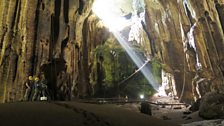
[139,96,224,126]
[182,119,224,126]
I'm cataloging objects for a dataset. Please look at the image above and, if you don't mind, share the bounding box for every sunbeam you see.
[92,0,160,91]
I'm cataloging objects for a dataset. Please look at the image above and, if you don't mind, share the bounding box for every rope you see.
[179,54,186,102]
[179,24,187,102]
[118,59,150,86]
[177,5,186,102]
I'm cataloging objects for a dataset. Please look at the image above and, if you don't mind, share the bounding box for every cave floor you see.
[0,101,179,126]
[149,96,204,124]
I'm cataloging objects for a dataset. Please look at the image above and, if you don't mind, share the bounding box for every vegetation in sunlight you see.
[151,58,162,85]
[91,38,156,98]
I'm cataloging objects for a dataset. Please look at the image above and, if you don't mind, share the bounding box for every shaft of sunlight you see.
[92,0,160,91]
[113,31,159,91]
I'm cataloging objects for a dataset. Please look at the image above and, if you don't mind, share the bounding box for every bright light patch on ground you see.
[154,87,167,97]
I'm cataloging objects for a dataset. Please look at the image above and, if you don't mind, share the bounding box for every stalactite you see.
[0,0,18,66]
[0,0,10,53]
[50,14,54,60]
[54,0,61,44]
[32,0,42,74]
[215,2,224,32]
[63,0,69,23]
[78,0,85,15]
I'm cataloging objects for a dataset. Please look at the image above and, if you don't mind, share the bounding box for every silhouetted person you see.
[23,76,34,101]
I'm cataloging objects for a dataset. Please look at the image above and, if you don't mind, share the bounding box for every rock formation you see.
[199,92,224,119]
[0,0,223,103]
[144,0,224,102]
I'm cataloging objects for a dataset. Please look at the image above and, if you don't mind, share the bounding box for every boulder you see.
[140,102,152,115]
[199,92,224,119]
[189,98,201,112]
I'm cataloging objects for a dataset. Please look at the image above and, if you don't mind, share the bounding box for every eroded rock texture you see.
[144,0,224,102]
[0,0,108,102]
[0,0,223,102]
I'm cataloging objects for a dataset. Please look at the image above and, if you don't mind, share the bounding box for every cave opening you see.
[92,0,161,96]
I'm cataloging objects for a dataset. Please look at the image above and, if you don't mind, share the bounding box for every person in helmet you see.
[23,76,34,101]
[32,76,41,101]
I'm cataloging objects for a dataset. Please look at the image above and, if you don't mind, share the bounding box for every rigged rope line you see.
[179,14,187,102]
[118,59,150,85]
[177,7,186,102]
[179,52,186,102]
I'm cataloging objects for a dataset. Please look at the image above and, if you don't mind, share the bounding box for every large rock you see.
[189,98,201,112]
[140,102,152,115]
[199,92,224,119]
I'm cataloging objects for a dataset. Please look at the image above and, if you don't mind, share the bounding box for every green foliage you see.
[123,74,156,98]
[150,58,162,85]
[91,38,156,98]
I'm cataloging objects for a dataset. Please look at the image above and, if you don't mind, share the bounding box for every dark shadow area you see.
[63,0,69,23]
[78,0,85,15]
[40,58,67,100]
[53,0,61,42]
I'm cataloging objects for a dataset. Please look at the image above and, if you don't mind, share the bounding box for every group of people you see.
[23,74,48,101]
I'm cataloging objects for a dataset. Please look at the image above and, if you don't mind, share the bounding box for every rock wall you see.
[144,0,224,102]
[0,0,223,102]
[0,0,109,102]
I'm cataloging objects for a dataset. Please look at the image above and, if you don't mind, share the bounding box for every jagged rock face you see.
[0,0,108,102]
[144,0,224,102]
[0,0,223,102]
